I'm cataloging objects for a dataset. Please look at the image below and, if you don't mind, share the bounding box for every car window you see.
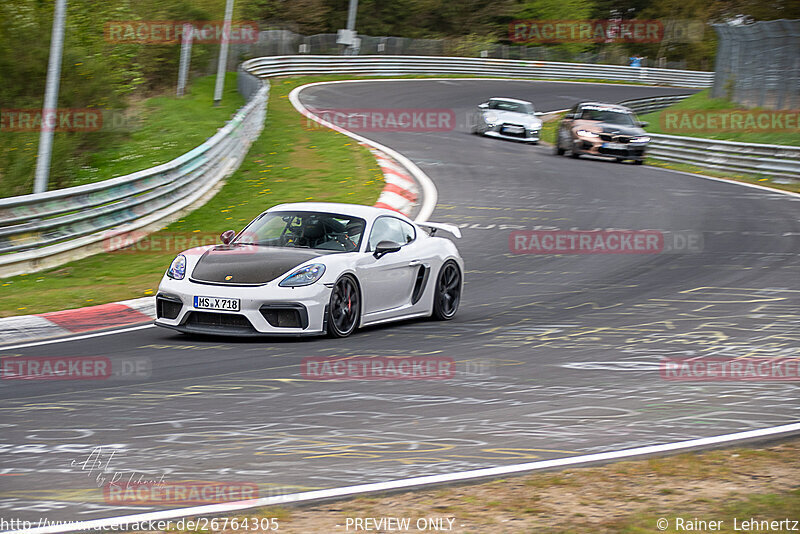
[235,211,366,252]
[368,217,415,250]
[489,100,532,114]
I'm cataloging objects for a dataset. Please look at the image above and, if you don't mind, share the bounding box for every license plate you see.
[193,296,240,311]
[503,125,524,134]
[604,142,627,150]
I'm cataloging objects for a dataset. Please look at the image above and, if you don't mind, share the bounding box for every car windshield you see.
[234,211,366,252]
[578,108,636,125]
[489,100,534,114]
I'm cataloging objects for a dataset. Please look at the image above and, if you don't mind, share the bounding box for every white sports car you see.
[154,202,464,337]
[473,97,542,143]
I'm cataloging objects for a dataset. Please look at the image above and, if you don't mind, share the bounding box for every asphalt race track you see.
[1,80,798,523]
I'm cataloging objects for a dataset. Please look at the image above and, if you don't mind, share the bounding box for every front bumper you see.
[573,139,647,160]
[483,123,539,143]
[154,277,331,336]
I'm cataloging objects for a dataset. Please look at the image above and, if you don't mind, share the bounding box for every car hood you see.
[573,120,645,136]
[190,246,329,285]
[484,110,541,127]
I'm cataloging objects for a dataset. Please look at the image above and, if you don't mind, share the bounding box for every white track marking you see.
[8,422,800,534]
[0,324,154,351]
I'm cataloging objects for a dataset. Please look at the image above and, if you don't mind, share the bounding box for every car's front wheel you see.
[432,261,461,320]
[327,275,360,337]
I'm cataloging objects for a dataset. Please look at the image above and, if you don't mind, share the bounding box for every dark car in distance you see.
[554,102,650,164]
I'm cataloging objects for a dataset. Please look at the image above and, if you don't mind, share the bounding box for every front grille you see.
[185,311,254,330]
[500,124,526,138]
[599,134,631,143]
[156,296,182,319]
[599,146,630,155]
[259,304,309,329]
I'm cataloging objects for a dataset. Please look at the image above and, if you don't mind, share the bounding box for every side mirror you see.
[478,102,489,109]
[220,230,236,244]
[638,121,649,128]
[373,240,402,259]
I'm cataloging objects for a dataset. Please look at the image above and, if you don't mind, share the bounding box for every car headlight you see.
[279,263,326,287]
[484,112,499,124]
[167,254,186,280]
[630,136,650,143]
[576,129,599,138]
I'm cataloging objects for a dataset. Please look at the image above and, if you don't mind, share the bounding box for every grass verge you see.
[0,74,245,199]
[0,75,385,317]
[639,89,800,147]
[190,438,800,534]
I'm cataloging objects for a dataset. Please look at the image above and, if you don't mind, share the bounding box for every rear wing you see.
[418,221,462,239]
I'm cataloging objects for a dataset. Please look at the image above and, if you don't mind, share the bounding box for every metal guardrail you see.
[646,135,800,180]
[616,95,800,180]
[618,94,691,114]
[0,74,269,278]
[241,55,714,87]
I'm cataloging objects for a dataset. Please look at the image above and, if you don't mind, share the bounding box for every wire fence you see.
[712,19,800,109]
[231,30,692,70]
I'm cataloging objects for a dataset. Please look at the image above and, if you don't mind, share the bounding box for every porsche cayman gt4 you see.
[154,202,464,337]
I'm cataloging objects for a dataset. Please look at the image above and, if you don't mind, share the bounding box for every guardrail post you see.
[213,0,235,106]
[177,24,193,97]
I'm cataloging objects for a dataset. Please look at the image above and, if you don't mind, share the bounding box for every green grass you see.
[640,89,800,146]
[0,75,385,316]
[0,74,245,198]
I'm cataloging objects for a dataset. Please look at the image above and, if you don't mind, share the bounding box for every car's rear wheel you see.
[432,261,461,321]
[615,157,625,163]
[327,275,360,337]
[554,138,565,155]
[634,159,644,165]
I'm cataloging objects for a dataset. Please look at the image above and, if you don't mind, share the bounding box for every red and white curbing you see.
[0,297,156,345]
[366,145,419,216]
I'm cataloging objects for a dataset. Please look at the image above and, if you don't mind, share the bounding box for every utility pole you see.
[346,0,358,32]
[213,0,235,106]
[34,0,67,194]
